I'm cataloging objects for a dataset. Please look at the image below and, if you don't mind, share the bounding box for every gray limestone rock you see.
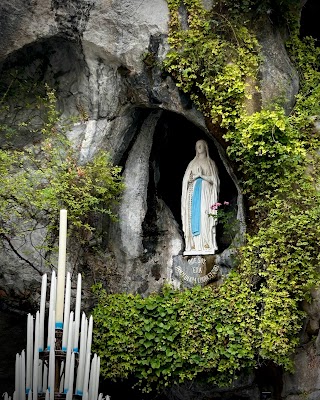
[119,111,161,260]
[282,344,320,400]
[257,17,299,114]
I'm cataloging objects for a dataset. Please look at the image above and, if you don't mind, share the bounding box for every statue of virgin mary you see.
[181,140,220,255]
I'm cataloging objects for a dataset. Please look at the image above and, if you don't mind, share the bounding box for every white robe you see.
[181,154,219,254]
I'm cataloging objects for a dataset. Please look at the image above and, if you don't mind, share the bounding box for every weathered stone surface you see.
[282,343,320,399]
[166,372,260,400]
[118,111,161,260]
[256,17,299,114]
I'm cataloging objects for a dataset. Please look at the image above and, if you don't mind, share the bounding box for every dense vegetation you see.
[93,0,320,392]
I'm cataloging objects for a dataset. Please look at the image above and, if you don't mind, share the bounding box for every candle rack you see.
[2,210,110,400]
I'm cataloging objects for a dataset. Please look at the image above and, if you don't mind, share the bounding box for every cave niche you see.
[151,111,240,254]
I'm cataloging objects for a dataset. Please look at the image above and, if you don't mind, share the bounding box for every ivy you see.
[163,0,260,128]
[93,275,259,392]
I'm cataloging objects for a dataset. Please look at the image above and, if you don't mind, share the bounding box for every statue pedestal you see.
[183,250,216,256]
[172,255,220,288]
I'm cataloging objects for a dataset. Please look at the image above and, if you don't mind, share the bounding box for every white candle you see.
[75,313,87,395]
[82,315,93,394]
[56,209,68,329]
[64,311,74,393]
[15,353,20,398]
[68,352,75,399]
[48,334,55,400]
[32,311,40,400]
[21,350,26,399]
[27,390,32,400]
[45,389,49,400]
[38,359,43,394]
[62,272,71,351]
[83,391,88,400]
[47,271,56,350]
[26,314,33,393]
[43,364,48,393]
[73,273,82,352]
[98,393,103,400]
[94,356,101,400]
[39,273,47,351]
[88,354,97,400]
[3,393,8,400]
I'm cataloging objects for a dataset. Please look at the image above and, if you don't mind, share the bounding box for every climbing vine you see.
[164,0,260,128]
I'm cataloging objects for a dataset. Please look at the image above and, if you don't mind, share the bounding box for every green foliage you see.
[92,0,320,392]
[0,82,124,262]
[163,0,260,128]
[93,276,259,392]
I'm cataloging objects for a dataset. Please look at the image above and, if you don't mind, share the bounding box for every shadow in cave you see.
[152,111,238,253]
[300,0,320,42]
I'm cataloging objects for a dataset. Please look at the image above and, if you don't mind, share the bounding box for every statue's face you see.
[196,141,206,155]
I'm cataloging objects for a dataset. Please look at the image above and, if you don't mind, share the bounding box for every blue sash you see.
[191,178,202,236]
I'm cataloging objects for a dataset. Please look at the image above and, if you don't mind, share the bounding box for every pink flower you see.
[211,202,222,210]
[224,201,230,205]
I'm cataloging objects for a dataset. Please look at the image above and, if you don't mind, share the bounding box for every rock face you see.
[0,0,244,303]
[0,0,317,399]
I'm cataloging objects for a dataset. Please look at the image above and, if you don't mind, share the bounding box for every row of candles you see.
[2,210,110,400]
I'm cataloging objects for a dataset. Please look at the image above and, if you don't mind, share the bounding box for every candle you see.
[68,352,75,400]
[39,273,47,351]
[15,353,20,398]
[47,271,56,350]
[21,350,26,399]
[33,311,40,400]
[82,315,93,394]
[64,311,74,393]
[73,273,82,352]
[94,356,101,400]
[28,390,32,400]
[75,313,87,395]
[38,359,43,394]
[45,389,49,400]
[83,392,88,400]
[56,209,67,329]
[48,333,55,400]
[62,272,71,351]
[43,364,48,393]
[88,354,97,400]
[26,314,33,393]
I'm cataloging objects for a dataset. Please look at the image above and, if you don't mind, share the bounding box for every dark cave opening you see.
[300,0,320,42]
[152,111,239,252]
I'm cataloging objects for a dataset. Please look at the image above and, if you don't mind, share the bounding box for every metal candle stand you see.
[2,210,108,400]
